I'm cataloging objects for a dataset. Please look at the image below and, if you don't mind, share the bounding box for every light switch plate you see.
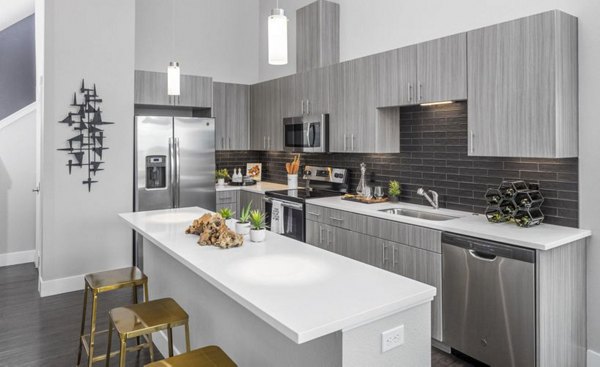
[381,325,405,352]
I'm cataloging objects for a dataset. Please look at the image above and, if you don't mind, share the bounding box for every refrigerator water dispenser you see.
[145,155,166,189]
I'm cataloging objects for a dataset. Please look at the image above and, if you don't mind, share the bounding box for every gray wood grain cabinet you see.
[374,46,417,107]
[296,0,339,73]
[416,33,467,104]
[280,68,330,118]
[134,70,212,108]
[213,82,250,151]
[216,191,240,218]
[250,79,282,151]
[239,191,265,214]
[467,10,578,157]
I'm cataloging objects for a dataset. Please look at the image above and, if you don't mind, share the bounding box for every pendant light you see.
[167,0,180,98]
[268,0,288,65]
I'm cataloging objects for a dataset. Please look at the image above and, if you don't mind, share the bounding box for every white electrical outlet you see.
[381,325,405,352]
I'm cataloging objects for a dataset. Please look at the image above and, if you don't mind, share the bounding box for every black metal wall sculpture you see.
[57,79,114,191]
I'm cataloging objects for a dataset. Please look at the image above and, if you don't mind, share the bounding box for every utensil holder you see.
[287,174,298,189]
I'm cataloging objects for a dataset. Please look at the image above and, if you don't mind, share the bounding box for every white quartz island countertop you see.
[119,207,436,344]
[306,197,591,251]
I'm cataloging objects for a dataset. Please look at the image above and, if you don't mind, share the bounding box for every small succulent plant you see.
[239,201,252,223]
[217,207,234,220]
[249,210,266,230]
[388,180,401,197]
[215,169,230,180]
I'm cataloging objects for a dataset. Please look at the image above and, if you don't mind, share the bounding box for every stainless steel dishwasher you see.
[442,232,536,367]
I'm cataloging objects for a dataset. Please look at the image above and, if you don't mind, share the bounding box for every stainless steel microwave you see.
[283,114,329,153]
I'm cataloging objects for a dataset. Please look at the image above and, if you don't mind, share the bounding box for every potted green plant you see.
[388,180,401,202]
[215,169,230,186]
[235,201,252,236]
[249,209,267,242]
[218,207,236,229]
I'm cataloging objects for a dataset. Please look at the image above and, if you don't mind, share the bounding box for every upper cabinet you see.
[134,70,212,108]
[213,82,250,151]
[250,79,282,151]
[417,33,467,104]
[280,67,330,118]
[296,0,340,73]
[467,10,578,157]
[373,34,466,107]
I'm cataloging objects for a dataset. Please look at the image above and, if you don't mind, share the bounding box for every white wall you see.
[135,0,260,85]
[259,0,600,359]
[40,0,135,294]
[0,109,36,261]
[0,0,34,32]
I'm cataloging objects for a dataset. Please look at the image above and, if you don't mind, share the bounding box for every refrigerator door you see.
[174,117,216,211]
[135,116,174,211]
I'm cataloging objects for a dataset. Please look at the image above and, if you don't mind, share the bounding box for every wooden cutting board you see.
[341,196,389,204]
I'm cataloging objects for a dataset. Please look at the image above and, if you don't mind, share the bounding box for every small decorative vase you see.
[235,222,251,236]
[390,195,399,203]
[250,228,266,242]
[217,178,225,186]
[225,218,237,229]
[287,174,298,189]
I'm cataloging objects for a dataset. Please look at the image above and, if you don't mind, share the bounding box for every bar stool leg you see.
[105,323,113,367]
[143,280,155,362]
[184,322,191,352]
[76,284,89,366]
[133,285,141,350]
[119,337,127,367]
[167,327,174,357]
[87,291,99,367]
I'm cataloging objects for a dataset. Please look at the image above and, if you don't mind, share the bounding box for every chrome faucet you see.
[417,188,439,209]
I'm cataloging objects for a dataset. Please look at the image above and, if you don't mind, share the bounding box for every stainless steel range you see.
[264,166,348,242]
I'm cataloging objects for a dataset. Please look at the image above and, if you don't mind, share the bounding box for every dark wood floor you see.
[0,263,471,366]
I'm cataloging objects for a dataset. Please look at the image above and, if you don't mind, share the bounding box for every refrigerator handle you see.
[168,137,175,208]
[175,137,181,208]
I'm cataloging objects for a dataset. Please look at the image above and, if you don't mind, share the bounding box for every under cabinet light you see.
[420,101,453,106]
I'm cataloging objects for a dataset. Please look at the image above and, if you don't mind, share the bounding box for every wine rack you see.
[485,180,544,227]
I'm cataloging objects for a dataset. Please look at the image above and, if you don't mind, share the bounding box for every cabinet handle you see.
[263,136,266,150]
[408,83,412,102]
[307,99,310,115]
[382,244,388,265]
[319,226,323,245]
[301,99,304,114]
[343,134,347,151]
[221,137,224,149]
[392,246,397,267]
[329,216,344,222]
[418,82,422,102]
[351,134,355,151]
[267,136,271,150]
[470,130,475,154]
[307,211,320,217]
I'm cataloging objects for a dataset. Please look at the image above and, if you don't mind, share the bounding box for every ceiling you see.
[0,0,34,32]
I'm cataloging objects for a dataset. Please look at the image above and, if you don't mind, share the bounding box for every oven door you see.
[264,197,305,242]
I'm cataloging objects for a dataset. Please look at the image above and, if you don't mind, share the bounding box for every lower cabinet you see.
[216,191,239,218]
[239,191,265,214]
[306,207,443,341]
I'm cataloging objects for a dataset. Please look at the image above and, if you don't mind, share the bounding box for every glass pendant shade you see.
[268,8,288,65]
[167,61,180,96]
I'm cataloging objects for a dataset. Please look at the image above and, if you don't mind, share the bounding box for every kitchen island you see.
[120,207,436,367]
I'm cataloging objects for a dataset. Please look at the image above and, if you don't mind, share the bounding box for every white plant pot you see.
[235,222,251,236]
[225,218,237,229]
[250,228,266,242]
[287,174,298,189]
[217,178,225,186]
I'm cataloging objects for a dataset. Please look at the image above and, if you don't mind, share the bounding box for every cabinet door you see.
[226,84,250,150]
[417,33,467,103]
[296,1,320,73]
[250,82,268,150]
[213,82,228,151]
[347,57,377,152]
[375,46,417,107]
[306,220,326,249]
[392,242,443,341]
[302,67,330,115]
[328,62,349,152]
[467,11,577,157]
[134,70,170,106]
[179,74,213,108]
[280,74,301,118]
[239,191,265,213]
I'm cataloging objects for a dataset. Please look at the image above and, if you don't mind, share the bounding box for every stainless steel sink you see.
[379,208,458,221]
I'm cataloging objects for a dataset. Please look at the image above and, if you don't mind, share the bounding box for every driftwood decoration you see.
[185,213,244,249]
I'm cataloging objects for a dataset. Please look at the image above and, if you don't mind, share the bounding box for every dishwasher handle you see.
[469,250,497,262]
[442,232,535,263]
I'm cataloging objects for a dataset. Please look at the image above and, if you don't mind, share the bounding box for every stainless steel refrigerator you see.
[134,116,216,265]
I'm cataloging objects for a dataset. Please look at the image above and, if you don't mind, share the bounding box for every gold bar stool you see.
[145,346,237,367]
[77,266,149,367]
[106,297,191,367]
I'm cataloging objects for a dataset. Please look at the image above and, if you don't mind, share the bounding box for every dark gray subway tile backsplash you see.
[217,101,579,227]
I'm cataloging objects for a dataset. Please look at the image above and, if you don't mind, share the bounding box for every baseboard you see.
[38,273,84,297]
[0,250,36,267]
[589,349,600,367]
[153,329,182,358]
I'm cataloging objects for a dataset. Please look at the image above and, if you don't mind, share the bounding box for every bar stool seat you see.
[145,346,237,367]
[77,266,149,367]
[106,298,191,367]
